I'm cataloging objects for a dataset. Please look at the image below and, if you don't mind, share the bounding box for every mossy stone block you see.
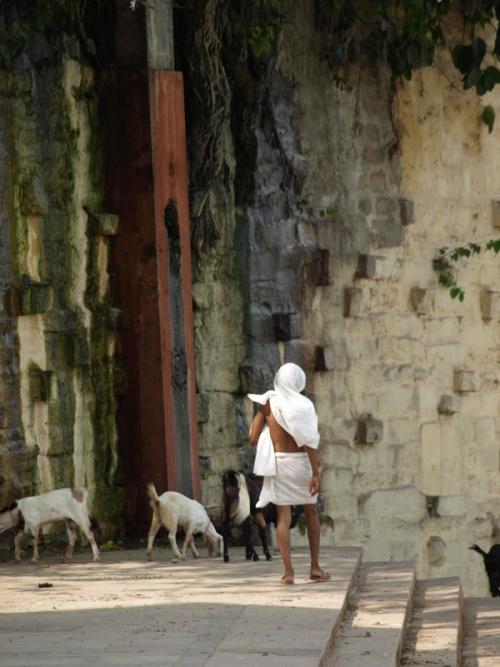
[355,416,383,445]
[87,209,119,236]
[19,283,53,315]
[29,369,53,402]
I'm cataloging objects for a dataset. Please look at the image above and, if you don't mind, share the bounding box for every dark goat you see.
[470,544,500,596]
[221,470,302,563]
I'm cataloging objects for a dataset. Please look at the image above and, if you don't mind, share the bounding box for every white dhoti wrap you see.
[257,452,317,507]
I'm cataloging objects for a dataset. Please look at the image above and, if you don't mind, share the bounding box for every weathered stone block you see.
[303,248,331,286]
[86,209,119,236]
[375,197,398,215]
[355,416,383,445]
[491,200,500,229]
[272,312,301,341]
[344,287,363,317]
[399,198,415,226]
[29,369,53,402]
[0,70,11,95]
[192,283,213,311]
[284,340,315,370]
[370,216,404,248]
[427,535,446,567]
[72,333,91,367]
[315,346,334,372]
[108,308,124,331]
[437,394,459,415]
[0,404,8,429]
[480,289,500,321]
[196,393,209,424]
[249,316,273,341]
[239,361,271,394]
[355,254,377,279]
[410,287,434,316]
[19,283,53,315]
[199,456,211,480]
[453,370,478,393]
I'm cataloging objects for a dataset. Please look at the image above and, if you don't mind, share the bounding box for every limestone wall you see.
[192,3,500,596]
[0,46,121,537]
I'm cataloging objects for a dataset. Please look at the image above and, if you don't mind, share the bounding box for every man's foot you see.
[310,569,331,582]
[280,574,294,585]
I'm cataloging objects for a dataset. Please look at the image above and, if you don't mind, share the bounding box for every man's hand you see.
[309,473,320,495]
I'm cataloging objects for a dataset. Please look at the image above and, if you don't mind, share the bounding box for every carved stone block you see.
[410,287,434,316]
[437,394,459,415]
[355,416,383,445]
[315,346,334,372]
[29,369,53,402]
[399,198,415,226]
[19,283,53,315]
[480,289,500,321]
[453,370,478,393]
[196,393,209,424]
[272,312,301,341]
[492,200,500,229]
[86,209,119,236]
[355,254,377,279]
[302,248,331,286]
[344,287,363,317]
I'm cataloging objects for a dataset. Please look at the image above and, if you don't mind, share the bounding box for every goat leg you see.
[242,517,259,561]
[14,529,25,562]
[222,519,231,563]
[31,527,40,563]
[257,524,272,561]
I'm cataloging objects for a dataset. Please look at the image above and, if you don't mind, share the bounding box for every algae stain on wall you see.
[0,43,121,537]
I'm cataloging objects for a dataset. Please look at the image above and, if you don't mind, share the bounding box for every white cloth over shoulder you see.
[247,363,320,479]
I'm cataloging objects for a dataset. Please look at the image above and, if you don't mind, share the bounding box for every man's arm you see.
[305,446,320,495]
[248,404,269,445]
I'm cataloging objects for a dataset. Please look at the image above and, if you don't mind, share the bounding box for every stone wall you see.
[192,3,500,596]
[0,34,121,537]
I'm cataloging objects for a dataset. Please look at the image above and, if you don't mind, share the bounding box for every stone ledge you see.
[480,289,500,321]
[453,370,478,393]
[491,200,500,229]
[86,209,119,236]
[29,369,53,402]
[6,283,53,316]
[355,416,383,445]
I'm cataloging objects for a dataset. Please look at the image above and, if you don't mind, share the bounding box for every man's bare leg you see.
[276,505,294,583]
[303,504,330,580]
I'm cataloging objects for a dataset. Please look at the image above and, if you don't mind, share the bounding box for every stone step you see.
[205,546,362,667]
[324,561,415,667]
[462,597,500,666]
[400,577,462,667]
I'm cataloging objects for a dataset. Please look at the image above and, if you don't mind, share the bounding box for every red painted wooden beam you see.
[148,71,200,500]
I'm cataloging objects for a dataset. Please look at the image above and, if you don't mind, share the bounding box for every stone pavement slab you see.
[462,597,500,667]
[0,546,361,667]
[325,561,415,667]
[401,577,462,667]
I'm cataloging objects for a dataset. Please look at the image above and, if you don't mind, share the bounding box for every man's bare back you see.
[262,403,303,453]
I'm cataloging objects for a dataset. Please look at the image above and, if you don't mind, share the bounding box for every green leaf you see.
[465,67,482,90]
[482,105,496,133]
[450,287,461,299]
[407,43,421,68]
[452,45,473,74]
[484,67,500,92]
[471,37,487,66]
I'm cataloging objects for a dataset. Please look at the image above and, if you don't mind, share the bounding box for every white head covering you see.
[248,362,320,450]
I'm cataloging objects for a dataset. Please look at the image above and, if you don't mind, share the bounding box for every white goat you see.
[0,488,100,563]
[146,484,223,561]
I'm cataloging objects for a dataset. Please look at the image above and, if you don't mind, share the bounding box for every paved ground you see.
[0,546,361,666]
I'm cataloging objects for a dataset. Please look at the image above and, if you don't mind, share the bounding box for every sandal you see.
[310,571,331,582]
[280,574,295,585]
